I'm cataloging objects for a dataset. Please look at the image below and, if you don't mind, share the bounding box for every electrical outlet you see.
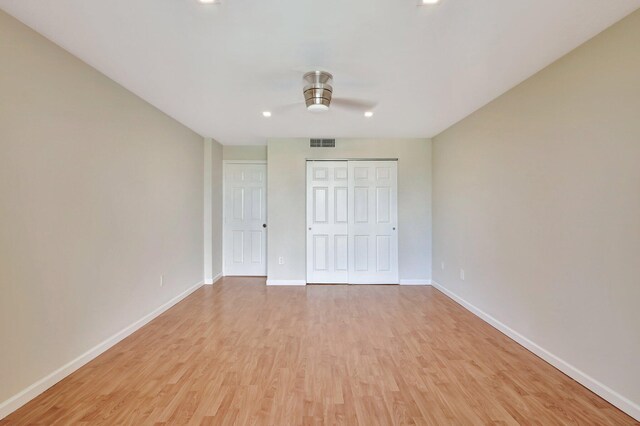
[278,257,285,265]
[441,261,445,270]
[160,274,164,287]
[460,269,465,281]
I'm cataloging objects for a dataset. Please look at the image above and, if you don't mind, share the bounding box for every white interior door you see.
[224,163,267,276]
[306,161,349,283]
[348,161,398,284]
[306,160,398,285]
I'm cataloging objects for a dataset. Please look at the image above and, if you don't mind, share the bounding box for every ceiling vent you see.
[310,138,336,148]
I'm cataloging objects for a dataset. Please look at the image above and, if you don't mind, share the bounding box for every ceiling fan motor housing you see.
[303,71,333,110]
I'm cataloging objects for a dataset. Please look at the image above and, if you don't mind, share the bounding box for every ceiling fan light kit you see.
[272,70,374,114]
[303,71,333,112]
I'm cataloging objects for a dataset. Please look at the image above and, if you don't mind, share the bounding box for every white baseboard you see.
[265,279,433,286]
[204,272,223,285]
[431,281,640,421]
[399,279,432,286]
[266,279,306,286]
[0,280,204,421]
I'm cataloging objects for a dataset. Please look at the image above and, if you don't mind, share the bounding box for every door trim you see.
[305,158,398,162]
[223,160,267,164]
[222,161,268,277]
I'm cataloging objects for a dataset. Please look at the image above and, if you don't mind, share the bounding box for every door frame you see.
[305,158,399,285]
[222,160,268,277]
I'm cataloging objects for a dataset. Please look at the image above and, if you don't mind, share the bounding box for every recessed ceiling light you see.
[420,0,440,4]
[199,0,218,4]
[262,111,272,117]
[364,111,374,118]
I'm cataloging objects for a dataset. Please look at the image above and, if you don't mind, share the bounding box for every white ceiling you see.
[2,1,639,145]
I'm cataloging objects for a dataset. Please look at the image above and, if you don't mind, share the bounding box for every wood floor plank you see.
[1,277,637,425]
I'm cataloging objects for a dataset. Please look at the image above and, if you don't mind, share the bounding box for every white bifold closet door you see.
[306,161,350,283]
[306,160,398,284]
[348,161,398,284]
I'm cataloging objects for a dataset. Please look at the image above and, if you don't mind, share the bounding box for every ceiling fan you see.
[276,71,376,113]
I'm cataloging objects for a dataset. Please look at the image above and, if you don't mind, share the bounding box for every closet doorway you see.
[306,160,399,284]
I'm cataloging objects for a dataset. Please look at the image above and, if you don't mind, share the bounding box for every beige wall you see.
[0,10,205,407]
[204,138,223,283]
[267,138,432,282]
[223,145,267,161]
[432,10,640,415]
[211,142,223,278]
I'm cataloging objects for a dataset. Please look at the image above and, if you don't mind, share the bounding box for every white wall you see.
[0,10,205,412]
[432,10,640,418]
[267,138,432,283]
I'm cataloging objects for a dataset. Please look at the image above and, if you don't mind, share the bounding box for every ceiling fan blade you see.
[332,98,378,111]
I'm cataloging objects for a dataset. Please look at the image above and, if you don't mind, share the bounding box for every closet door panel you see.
[306,161,349,283]
[348,161,398,284]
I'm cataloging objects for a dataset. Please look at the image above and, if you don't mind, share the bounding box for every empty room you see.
[1,0,639,424]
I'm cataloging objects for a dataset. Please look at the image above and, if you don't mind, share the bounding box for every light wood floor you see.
[3,278,636,425]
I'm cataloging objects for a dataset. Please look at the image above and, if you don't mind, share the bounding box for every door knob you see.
[263,224,267,228]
